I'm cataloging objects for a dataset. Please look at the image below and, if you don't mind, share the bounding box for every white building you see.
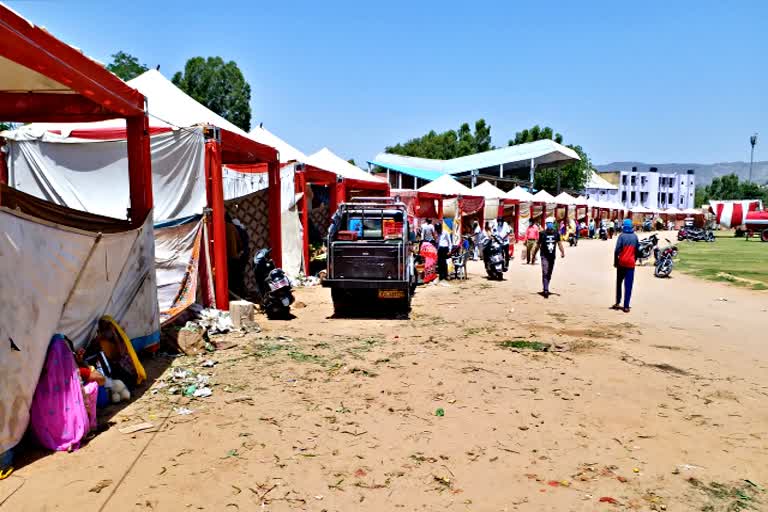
[586,167,695,210]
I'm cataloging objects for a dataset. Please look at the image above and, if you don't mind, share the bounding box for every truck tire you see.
[331,289,353,315]
[761,229,768,242]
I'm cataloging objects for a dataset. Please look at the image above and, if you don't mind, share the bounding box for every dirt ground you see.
[3,233,767,512]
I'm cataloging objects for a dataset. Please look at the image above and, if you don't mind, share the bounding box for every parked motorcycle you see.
[568,232,578,247]
[482,234,506,280]
[642,219,652,232]
[678,226,715,242]
[637,234,659,261]
[253,248,295,318]
[598,224,608,241]
[653,239,675,278]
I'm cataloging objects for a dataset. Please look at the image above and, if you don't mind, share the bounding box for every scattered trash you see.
[599,496,619,504]
[354,468,367,478]
[183,385,197,397]
[633,468,640,473]
[193,387,212,398]
[435,408,445,417]
[175,407,194,416]
[716,297,728,302]
[201,360,216,368]
[188,306,234,334]
[676,463,702,471]
[314,495,324,500]
[118,422,154,434]
[617,476,628,483]
[225,396,253,405]
[500,340,551,352]
[89,479,113,493]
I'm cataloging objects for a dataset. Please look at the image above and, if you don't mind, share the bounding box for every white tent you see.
[418,174,474,196]
[472,181,506,199]
[664,207,683,215]
[682,208,701,215]
[554,191,577,205]
[575,195,589,205]
[631,205,653,214]
[307,147,385,184]
[250,125,308,164]
[506,186,534,202]
[532,190,556,203]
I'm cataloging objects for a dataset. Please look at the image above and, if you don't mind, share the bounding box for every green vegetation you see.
[106,51,148,81]
[687,477,763,511]
[694,173,768,207]
[676,236,768,290]
[499,340,551,352]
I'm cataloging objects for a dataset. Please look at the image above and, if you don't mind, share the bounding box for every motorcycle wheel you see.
[671,248,679,258]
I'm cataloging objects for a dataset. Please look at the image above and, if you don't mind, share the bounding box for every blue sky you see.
[7,0,767,166]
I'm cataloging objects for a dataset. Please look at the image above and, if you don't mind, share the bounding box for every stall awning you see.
[532,189,556,203]
[306,147,387,184]
[472,181,506,199]
[418,174,474,196]
[506,186,534,202]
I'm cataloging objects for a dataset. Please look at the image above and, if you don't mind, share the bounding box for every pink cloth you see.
[420,242,438,284]
[29,335,90,452]
[83,382,98,432]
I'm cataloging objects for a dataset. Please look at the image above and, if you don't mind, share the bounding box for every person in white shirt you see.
[420,218,436,246]
[495,216,511,271]
[436,222,453,280]
[472,220,483,260]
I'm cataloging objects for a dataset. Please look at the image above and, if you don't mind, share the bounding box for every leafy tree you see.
[106,51,148,81]
[172,57,252,132]
[347,158,357,166]
[508,125,590,191]
[697,173,768,206]
[385,119,494,160]
[509,124,563,146]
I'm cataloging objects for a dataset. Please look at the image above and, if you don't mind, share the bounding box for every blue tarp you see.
[368,161,445,182]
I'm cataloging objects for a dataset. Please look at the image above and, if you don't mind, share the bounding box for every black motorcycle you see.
[642,219,652,232]
[253,248,295,318]
[653,239,675,278]
[598,225,608,241]
[482,234,505,280]
[568,232,578,247]
[637,234,659,261]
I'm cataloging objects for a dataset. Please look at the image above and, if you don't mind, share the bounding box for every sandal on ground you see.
[622,307,631,313]
[610,304,621,310]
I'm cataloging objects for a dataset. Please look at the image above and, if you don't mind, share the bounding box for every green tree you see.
[347,158,357,166]
[172,57,252,132]
[385,119,494,160]
[508,124,563,146]
[508,126,590,191]
[106,51,148,81]
[699,173,768,206]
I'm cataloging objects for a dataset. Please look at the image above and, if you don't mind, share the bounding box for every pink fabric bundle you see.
[29,335,90,451]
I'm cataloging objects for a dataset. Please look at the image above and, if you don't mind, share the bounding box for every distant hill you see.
[594,161,768,187]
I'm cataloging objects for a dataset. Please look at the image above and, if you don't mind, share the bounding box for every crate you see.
[337,230,359,241]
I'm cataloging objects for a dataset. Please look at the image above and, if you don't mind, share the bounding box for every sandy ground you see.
[3,233,767,512]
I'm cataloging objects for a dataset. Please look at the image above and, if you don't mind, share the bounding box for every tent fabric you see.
[586,172,619,190]
[249,126,307,164]
[4,128,207,222]
[631,205,653,214]
[367,160,445,181]
[155,217,204,324]
[472,181,506,199]
[458,196,485,216]
[554,192,577,205]
[0,208,159,456]
[532,190,556,203]
[307,148,385,184]
[506,186,534,202]
[418,174,474,196]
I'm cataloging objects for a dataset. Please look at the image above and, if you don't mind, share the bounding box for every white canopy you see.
[418,174,474,196]
[472,181,506,199]
[631,205,653,214]
[306,148,385,184]
[250,125,307,163]
[532,189,556,203]
[29,69,249,137]
[575,195,589,205]
[506,186,534,202]
[664,207,683,214]
[554,191,577,205]
[682,208,701,215]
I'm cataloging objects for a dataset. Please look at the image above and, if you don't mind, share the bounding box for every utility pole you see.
[749,133,757,182]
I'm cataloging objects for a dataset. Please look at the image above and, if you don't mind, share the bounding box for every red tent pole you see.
[205,139,229,311]
[126,115,153,226]
[513,201,520,243]
[267,159,282,268]
[438,197,444,221]
[296,171,310,276]
[542,204,547,226]
[329,184,338,217]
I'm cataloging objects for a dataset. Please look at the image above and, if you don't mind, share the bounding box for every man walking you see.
[532,217,565,298]
[524,219,539,265]
[613,218,640,313]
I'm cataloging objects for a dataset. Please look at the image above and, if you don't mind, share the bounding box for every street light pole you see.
[749,133,757,182]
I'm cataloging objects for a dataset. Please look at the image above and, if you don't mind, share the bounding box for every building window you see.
[641,176,647,186]
[630,191,636,202]
[622,175,627,185]
[641,192,648,203]
[661,177,667,186]
[630,176,636,186]
[621,191,627,202]
[668,193,674,203]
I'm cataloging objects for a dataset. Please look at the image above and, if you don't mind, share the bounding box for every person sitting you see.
[88,318,143,390]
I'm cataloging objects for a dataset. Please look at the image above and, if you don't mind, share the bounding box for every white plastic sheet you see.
[0,209,159,455]
[5,128,206,223]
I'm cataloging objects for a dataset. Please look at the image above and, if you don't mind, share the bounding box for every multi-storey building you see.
[587,167,695,210]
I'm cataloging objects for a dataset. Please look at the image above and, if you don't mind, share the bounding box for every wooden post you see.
[126,115,153,226]
[204,138,229,311]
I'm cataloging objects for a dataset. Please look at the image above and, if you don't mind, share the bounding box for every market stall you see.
[531,189,556,227]
[506,186,534,240]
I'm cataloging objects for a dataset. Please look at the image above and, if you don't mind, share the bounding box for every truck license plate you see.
[378,289,405,299]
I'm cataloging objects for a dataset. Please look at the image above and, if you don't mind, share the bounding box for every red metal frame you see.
[0,4,151,222]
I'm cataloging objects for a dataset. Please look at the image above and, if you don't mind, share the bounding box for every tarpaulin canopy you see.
[307,147,386,184]
[372,139,580,177]
[506,186,534,202]
[472,181,506,199]
[554,192,577,205]
[532,189,556,203]
[418,174,474,196]
[631,205,653,214]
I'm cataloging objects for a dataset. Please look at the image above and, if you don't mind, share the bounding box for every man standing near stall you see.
[495,216,512,271]
[532,217,565,298]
